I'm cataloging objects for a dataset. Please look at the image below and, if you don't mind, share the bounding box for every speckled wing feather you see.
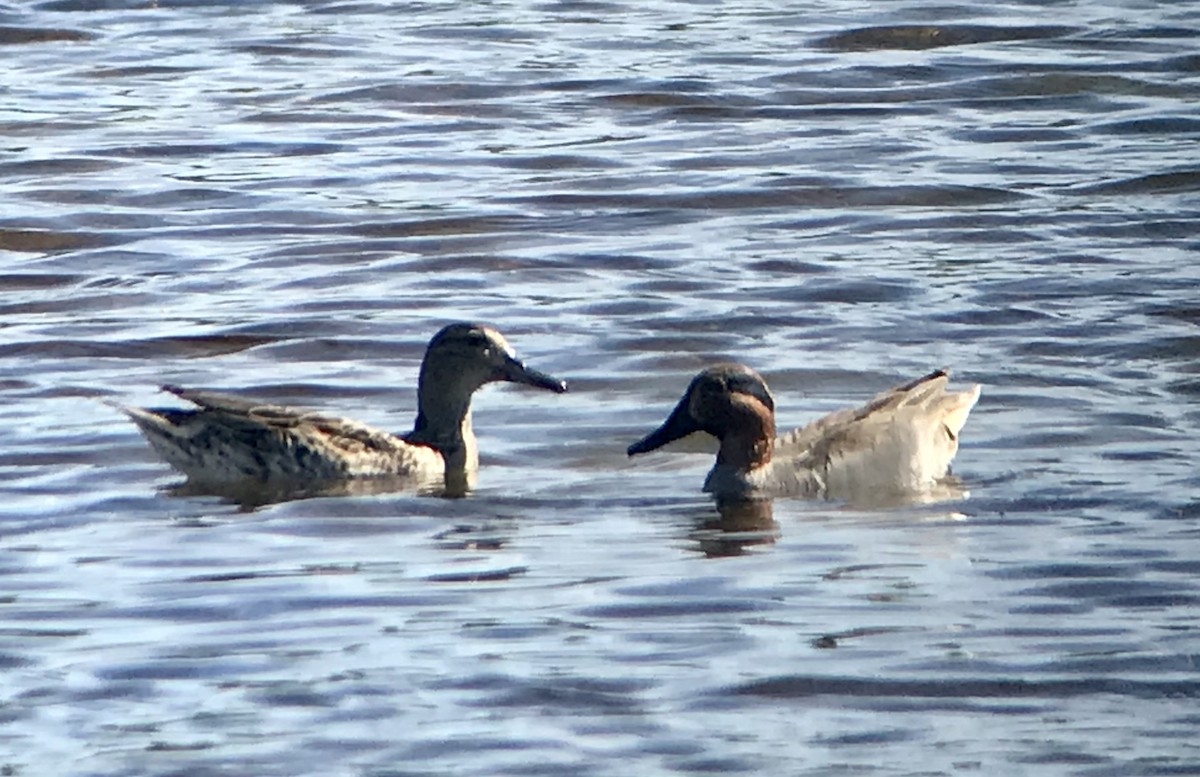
[123,386,443,483]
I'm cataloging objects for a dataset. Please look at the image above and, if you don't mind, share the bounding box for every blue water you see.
[1,0,1198,774]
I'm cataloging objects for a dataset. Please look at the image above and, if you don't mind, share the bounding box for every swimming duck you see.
[628,364,980,500]
[119,323,567,490]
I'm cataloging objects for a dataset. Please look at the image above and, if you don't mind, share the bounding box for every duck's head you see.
[423,323,567,394]
[627,363,776,457]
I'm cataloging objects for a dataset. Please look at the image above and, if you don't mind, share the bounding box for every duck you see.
[627,364,980,501]
[118,323,567,491]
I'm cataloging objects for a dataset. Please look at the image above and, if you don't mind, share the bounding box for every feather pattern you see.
[629,365,980,501]
[116,323,566,489]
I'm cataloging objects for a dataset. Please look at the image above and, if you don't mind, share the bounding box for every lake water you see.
[2,0,1199,774]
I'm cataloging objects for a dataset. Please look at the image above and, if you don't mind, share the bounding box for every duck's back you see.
[122,386,444,484]
[772,370,981,498]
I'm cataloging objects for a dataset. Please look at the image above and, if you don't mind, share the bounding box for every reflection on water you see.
[165,471,463,510]
[2,0,1199,774]
[684,487,975,558]
[692,498,781,558]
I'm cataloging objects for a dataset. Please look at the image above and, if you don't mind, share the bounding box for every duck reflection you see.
[167,470,470,510]
[688,497,780,558]
[682,478,973,558]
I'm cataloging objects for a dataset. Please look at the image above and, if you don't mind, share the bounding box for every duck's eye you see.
[465,332,490,348]
[728,374,773,411]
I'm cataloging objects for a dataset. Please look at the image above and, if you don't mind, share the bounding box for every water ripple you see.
[2,0,1199,773]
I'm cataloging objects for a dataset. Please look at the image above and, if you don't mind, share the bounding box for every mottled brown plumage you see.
[118,323,566,490]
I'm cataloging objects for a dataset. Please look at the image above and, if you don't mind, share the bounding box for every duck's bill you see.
[502,357,568,394]
[627,397,699,456]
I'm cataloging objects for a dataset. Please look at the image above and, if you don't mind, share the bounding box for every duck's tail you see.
[939,383,982,440]
[106,399,187,441]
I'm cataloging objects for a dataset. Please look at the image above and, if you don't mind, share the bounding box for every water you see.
[2,0,1199,774]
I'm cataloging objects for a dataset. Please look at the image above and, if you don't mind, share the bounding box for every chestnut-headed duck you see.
[628,364,979,501]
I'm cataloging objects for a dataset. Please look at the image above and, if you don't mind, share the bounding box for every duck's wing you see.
[774,370,981,495]
[159,384,269,415]
[119,386,442,483]
[775,370,960,452]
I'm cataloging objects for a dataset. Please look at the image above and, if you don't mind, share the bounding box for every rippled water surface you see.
[2,0,1199,774]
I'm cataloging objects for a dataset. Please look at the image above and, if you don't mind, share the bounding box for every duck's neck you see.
[715,413,774,474]
[405,366,481,474]
[408,407,478,472]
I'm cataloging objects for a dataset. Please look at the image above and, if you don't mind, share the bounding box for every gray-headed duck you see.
[628,364,980,501]
[119,323,566,490]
